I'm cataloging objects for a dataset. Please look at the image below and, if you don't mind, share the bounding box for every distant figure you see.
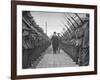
[51,32,59,54]
[57,33,61,53]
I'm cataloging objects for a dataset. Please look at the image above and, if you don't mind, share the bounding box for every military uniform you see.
[81,22,89,66]
[75,27,84,65]
[76,22,89,66]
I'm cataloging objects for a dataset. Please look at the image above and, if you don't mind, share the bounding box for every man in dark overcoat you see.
[57,33,61,53]
[51,32,59,54]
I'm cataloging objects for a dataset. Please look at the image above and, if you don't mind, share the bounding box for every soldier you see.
[77,21,89,66]
[81,22,89,66]
[51,32,59,54]
[74,26,84,66]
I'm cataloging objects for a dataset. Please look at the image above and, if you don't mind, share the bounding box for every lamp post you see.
[45,21,47,35]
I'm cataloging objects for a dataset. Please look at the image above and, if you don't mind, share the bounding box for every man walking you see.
[57,33,61,53]
[51,32,59,54]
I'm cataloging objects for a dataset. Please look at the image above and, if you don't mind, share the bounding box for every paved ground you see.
[36,45,78,68]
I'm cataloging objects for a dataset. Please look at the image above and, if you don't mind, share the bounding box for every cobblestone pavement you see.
[36,45,78,68]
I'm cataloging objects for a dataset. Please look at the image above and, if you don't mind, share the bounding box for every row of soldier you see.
[22,11,51,68]
[60,16,89,66]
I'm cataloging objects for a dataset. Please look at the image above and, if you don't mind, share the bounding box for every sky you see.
[30,11,66,37]
[30,11,87,37]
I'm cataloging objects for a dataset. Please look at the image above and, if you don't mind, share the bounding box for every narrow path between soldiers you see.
[36,45,78,68]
